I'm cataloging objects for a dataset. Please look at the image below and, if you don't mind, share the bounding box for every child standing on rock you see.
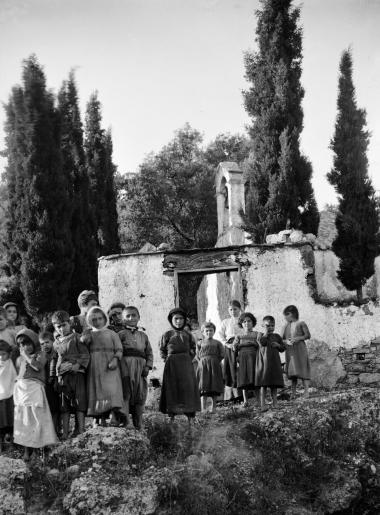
[159,308,201,424]
[282,305,311,399]
[196,322,224,413]
[118,306,153,429]
[52,311,90,439]
[233,313,260,407]
[0,341,17,452]
[14,329,58,461]
[83,306,124,427]
[256,316,286,410]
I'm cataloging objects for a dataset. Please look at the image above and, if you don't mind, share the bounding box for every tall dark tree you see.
[243,0,319,242]
[327,49,379,302]
[3,55,73,319]
[84,93,120,258]
[58,72,98,312]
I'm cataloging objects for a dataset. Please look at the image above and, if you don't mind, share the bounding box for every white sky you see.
[0,0,379,209]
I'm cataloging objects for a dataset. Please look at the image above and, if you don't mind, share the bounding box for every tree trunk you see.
[356,286,363,304]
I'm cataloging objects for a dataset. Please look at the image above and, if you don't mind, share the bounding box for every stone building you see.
[99,162,380,385]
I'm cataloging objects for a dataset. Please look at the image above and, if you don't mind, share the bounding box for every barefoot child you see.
[217,300,244,400]
[39,331,60,434]
[196,322,224,413]
[233,313,260,407]
[14,329,58,461]
[83,307,124,427]
[0,341,17,452]
[282,305,311,398]
[52,311,90,439]
[118,306,153,429]
[159,308,201,424]
[256,316,286,409]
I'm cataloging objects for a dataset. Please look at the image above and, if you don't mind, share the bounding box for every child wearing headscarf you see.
[0,307,16,351]
[82,306,124,427]
[70,290,99,334]
[51,311,90,439]
[118,306,153,429]
[159,308,201,424]
[0,340,17,452]
[14,329,58,461]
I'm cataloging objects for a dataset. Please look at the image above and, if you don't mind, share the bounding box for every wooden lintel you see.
[163,249,238,272]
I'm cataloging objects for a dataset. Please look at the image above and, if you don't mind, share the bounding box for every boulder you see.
[265,233,279,244]
[289,230,304,243]
[278,230,292,242]
[308,339,346,388]
[0,456,28,515]
[305,233,317,244]
[359,372,380,384]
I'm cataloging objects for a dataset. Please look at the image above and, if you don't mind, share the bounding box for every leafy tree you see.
[84,93,120,257]
[243,0,319,242]
[58,72,98,311]
[203,133,251,167]
[118,125,217,251]
[3,55,73,318]
[327,49,380,302]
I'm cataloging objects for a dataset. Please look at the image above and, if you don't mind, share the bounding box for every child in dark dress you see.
[196,322,224,413]
[0,340,17,452]
[233,313,260,407]
[159,308,201,425]
[256,316,286,410]
[39,331,60,434]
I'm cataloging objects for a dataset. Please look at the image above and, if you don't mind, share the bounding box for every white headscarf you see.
[86,306,109,332]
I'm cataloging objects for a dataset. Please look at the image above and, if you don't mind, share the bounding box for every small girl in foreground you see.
[0,340,17,452]
[159,308,201,424]
[196,322,224,413]
[84,307,124,426]
[255,316,286,409]
[118,306,153,429]
[282,305,311,398]
[14,329,58,461]
[233,313,260,407]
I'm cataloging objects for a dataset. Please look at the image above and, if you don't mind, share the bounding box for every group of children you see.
[0,292,311,460]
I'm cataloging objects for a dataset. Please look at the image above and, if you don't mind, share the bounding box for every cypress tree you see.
[84,93,119,257]
[243,0,319,242]
[327,49,380,302]
[103,129,120,254]
[4,55,73,319]
[58,72,98,312]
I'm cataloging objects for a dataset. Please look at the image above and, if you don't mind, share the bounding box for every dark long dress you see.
[255,333,286,387]
[159,329,201,416]
[234,332,260,389]
[196,338,224,396]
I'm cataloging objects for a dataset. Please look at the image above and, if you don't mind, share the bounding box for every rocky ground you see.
[1,386,380,514]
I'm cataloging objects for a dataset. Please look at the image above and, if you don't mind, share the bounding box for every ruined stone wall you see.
[98,252,175,377]
[98,244,380,384]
